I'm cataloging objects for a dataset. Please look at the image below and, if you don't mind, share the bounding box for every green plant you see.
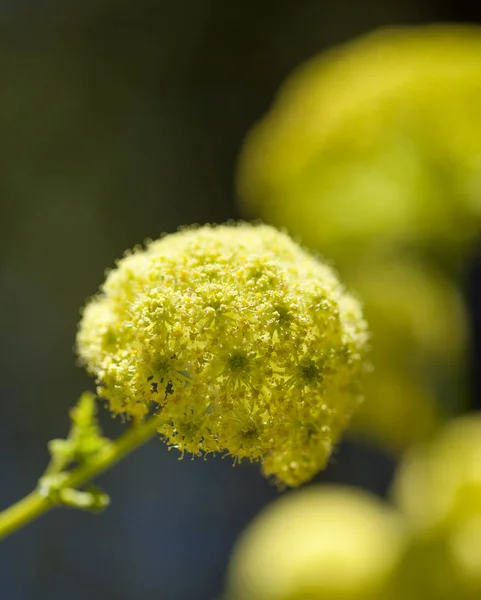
[0,222,368,539]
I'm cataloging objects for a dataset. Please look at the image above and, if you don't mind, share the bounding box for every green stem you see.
[0,414,163,540]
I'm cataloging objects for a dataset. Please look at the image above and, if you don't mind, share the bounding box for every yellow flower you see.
[238,24,481,258]
[392,415,481,597]
[235,26,473,455]
[226,485,406,600]
[77,223,368,486]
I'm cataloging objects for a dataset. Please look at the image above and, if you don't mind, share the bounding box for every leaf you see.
[46,391,112,475]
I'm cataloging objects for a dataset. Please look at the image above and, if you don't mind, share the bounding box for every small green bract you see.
[77,223,368,486]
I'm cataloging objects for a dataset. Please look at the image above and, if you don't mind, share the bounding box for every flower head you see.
[77,223,368,486]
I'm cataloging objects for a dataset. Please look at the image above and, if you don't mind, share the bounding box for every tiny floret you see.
[77,223,368,486]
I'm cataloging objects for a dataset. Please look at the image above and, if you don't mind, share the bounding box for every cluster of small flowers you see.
[77,223,368,486]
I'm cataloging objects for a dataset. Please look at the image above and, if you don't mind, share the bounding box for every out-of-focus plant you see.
[238,24,481,260]
[392,414,481,600]
[237,24,479,452]
[225,415,481,600]
[226,485,407,600]
[347,256,467,452]
[0,223,369,539]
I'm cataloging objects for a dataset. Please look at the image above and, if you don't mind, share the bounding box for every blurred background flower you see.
[226,485,407,600]
[392,414,481,599]
[237,24,481,261]
[225,416,481,600]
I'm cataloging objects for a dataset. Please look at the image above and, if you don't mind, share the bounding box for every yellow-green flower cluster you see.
[226,485,407,600]
[77,223,368,486]
[393,415,481,598]
[238,24,481,258]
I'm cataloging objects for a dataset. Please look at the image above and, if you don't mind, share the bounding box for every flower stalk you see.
[0,404,163,540]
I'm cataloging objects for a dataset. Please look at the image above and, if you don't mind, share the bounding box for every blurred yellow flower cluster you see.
[226,414,481,600]
[393,415,481,599]
[346,256,467,453]
[238,24,481,258]
[227,485,406,600]
[77,223,368,486]
[237,24,479,452]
